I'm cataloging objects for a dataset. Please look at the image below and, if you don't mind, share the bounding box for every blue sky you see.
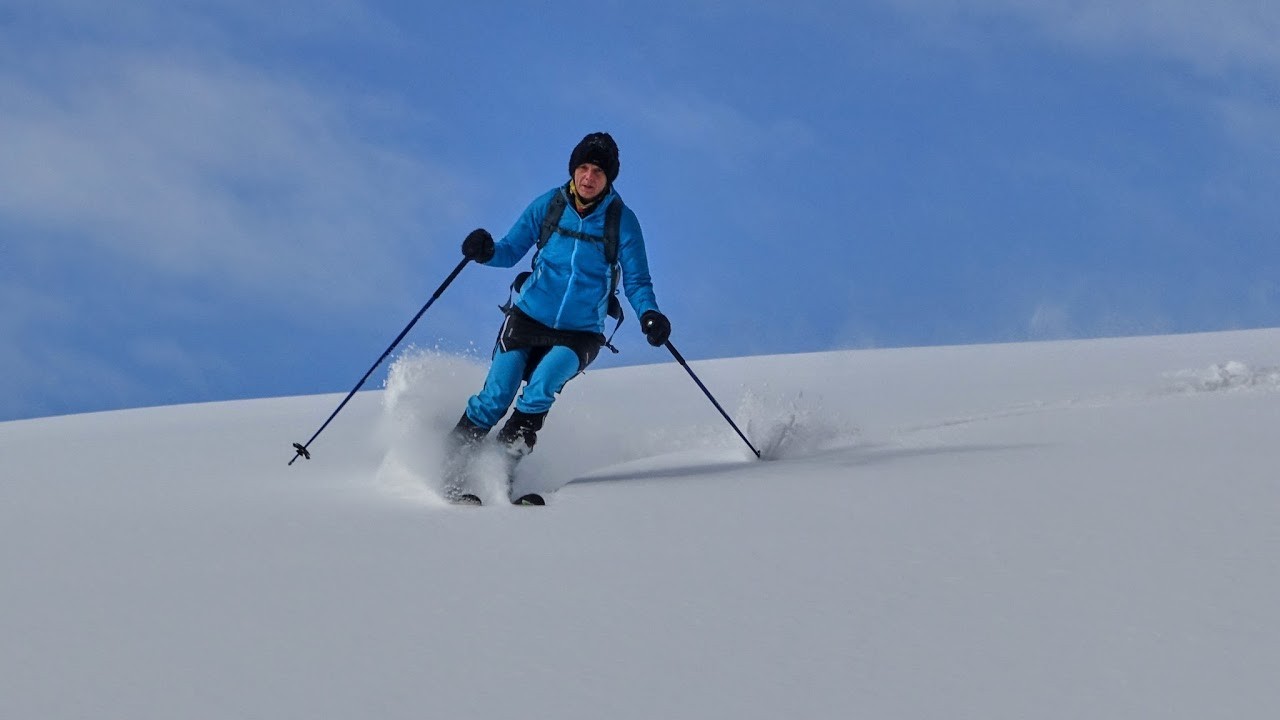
[3,0,1279,422]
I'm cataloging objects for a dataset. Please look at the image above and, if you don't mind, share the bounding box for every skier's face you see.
[573,163,608,201]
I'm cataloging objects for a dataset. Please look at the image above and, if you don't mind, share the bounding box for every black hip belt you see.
[497,307,606,373]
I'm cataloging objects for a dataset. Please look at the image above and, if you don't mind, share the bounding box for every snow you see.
[2,329,1278,719]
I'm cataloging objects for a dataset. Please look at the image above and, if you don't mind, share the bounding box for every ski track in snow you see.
[363,340,1280,504]
[370,350,864,503]
[367,346,1280,507]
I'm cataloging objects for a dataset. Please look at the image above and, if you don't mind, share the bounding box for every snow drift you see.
[2,329,1278,719]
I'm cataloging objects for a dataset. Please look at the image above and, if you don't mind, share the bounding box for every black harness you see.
[498,189,628,372]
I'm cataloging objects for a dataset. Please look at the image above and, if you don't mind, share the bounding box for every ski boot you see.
[496,409,547,506]
[442,413,488,505]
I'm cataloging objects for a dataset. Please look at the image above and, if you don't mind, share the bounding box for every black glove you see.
[640,310,671,347]
[461,228,495,263]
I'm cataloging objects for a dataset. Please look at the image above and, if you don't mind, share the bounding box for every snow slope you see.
[2,330,1278,719]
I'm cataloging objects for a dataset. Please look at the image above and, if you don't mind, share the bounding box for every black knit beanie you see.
[568,132,620,184]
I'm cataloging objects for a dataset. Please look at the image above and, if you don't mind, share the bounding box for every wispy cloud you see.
[884,0,1280,75]
[0,1,470,419]
[2,59,453,311]
[1,2,460,314]
[0,280,133,419]
[5,0,406,53]
[884,1,1280,142]
[596,83,817,173]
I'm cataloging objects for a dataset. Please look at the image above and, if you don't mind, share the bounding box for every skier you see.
[445,132,671,504]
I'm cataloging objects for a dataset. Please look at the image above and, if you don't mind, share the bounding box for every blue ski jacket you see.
[483,185,660,334]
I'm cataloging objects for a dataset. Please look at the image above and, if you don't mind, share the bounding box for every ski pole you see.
[289,258,471,465]
[663,340,762,459]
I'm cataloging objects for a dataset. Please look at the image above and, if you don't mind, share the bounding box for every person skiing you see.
[445,131,671,504]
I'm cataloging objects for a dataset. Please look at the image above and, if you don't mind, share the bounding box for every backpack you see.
[501,190,626,353]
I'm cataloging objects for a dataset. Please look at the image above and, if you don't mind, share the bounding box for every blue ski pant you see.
[464,345,581,430]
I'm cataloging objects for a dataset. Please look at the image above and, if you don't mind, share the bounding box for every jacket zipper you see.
[554,212,585,327]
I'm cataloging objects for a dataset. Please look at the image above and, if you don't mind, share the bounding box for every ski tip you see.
[511,493,546,506]
[448,493,483,506]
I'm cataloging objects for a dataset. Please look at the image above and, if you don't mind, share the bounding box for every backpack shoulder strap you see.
[523,190,628,353]
[600,197,625,353]
[538,191,569,250]
[603,197,622,265]
[503,190,568,316]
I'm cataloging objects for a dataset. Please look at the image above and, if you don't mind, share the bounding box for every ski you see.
[440,423,546,507]
[445,492,543,506]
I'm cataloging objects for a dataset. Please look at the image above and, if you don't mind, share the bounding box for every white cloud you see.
[1037,2,1278,77]
[0,2,463,316]
[1,55,458,311]
[0,1,472,419]
[877,0,1280,181]
[3,0,404,51]
[884,0,1280,81]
